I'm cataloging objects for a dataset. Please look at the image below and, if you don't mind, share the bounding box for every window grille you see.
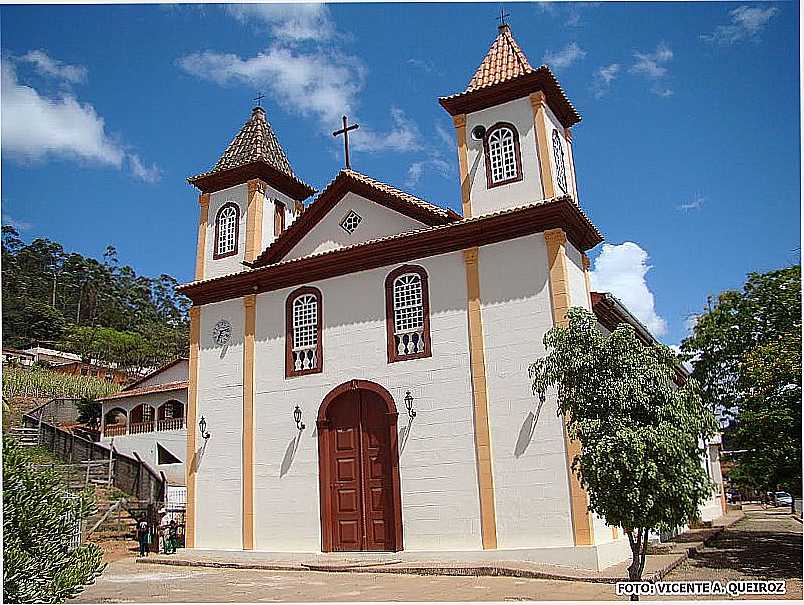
[293,294,318,350]
[216,204,238,256]
[552,129,567,193]
[287,289,322,375]
[339,210,363,234]
[488,127,518,183]
[393,274,424,335]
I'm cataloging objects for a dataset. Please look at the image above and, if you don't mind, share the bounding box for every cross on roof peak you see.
[497,6,510,28]
[253,92,265,107]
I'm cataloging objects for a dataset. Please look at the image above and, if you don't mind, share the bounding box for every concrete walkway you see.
[137,510,744,583]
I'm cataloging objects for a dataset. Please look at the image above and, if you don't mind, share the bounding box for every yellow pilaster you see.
[530,91,555,199]
[185,306,200,548]
[463,247,497,549]
[453,114,472,218]
[195,194,210,281]
[242,294,257,550]
[544,228,595,546]
[245,180,266,263]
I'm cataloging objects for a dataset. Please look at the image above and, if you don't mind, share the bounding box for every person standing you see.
[136,517,149,557]
[168,519,179,554]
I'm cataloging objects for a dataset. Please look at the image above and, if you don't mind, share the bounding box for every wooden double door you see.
[321,388,402,552]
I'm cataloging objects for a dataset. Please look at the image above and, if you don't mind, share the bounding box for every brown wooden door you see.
[327,389,395,551]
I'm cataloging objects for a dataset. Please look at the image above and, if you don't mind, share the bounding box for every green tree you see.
[681,265,801,500]
[3,438,105,603]
[530,308,718,592]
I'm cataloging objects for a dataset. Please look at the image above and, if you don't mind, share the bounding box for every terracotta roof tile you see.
[466,24,534,92]
[341,169,454,219]
[98,381,187,401]
[188,107,313,193]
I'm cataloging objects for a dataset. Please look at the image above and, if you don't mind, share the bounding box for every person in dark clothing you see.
[136,517,150,557]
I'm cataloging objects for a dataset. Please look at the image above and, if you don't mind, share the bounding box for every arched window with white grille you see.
[552,129,567,194]
[385,265,431,362]
[484,122,522,188]
[286,286,323,376]
[214,202,240,259]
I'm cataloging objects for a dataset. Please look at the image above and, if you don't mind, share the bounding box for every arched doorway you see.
[317,380,403,552]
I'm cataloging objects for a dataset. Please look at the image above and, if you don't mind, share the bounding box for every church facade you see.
[178,25,722,570]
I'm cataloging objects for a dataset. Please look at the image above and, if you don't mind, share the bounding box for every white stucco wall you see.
[133,359,188,390]
[284,192,427,261]
[260,183,301,253]
[100,388,188,486]
[478,234,575,548]
[465,97,545,217]
[204,184,248,281]
[194,299,245,549]
[542,103,576,199]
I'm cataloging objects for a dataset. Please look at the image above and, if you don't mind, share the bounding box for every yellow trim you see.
[245,180,266,263]
[195,194,210,281]
[582,253,593,308]
[185,306,201,548]
[453,114,472,218]
[530,92,555,199]
[612,526,619,540]
[242,294,257,550]
[544,228,594,547]
[463,247,497,549]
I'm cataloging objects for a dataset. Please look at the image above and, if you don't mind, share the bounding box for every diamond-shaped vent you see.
[339,210,363,234]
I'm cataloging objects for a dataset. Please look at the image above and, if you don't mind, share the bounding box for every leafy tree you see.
[3,438,105,603]
[530,307,718,593]
[681,265,801,500]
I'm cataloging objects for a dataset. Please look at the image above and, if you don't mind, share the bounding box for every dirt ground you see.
[73,506,802,603]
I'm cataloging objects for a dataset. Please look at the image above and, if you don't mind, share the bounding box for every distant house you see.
[96,358,188,486]
[11,346,142,385]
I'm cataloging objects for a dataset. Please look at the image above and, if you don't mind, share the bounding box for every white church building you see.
[177,24,725,570]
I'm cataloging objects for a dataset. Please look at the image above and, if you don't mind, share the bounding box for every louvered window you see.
[385,266,431,362]
[215,203,239,258]
[552,129,567,194]
[484,123,522,188]
[286,287,323,376]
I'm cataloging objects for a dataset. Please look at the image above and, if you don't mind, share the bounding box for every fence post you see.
[85,463,91,489]
[133,452,144,501]
[107,442,115,486]
[37,408,43,446]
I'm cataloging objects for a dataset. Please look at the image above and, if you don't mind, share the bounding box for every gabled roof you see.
[188,106,315,200]
[98,381,188,402]
[439,25,581,128]
[179,194,604,306]
[251,169,461,268]
[122,357,188,392]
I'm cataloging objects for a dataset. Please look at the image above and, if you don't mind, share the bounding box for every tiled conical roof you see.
[211,106,294,177]
[465,24,534,93]
[188,106,315,199]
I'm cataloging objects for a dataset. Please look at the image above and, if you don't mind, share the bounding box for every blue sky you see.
[2,1,799,346]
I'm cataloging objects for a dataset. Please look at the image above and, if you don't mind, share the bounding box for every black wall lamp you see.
[404,391,416,419]
[294,405,306,431]
[198,416,211,440]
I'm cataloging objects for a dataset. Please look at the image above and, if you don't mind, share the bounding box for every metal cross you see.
[254,92,265,107]
[497,7,510,27]
[332,115,359,170]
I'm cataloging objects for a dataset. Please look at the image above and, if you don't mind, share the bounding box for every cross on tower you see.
[332,115,360,170]
[497,6,510,27]
[253,92,265,107]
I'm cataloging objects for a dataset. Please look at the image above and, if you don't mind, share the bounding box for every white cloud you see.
[2,56,159,182]
[591,63,620,98]
[630,43,673,97]
[542,42,586,70]
[352,107,421,153]
[2,216,34,231]
[435,122,453,149]
[1,58,124,166]
[677,193,705,212]
[405,155,452,188]
[19,50,87,84]
[589,242,668,337]
[684,314,699,335]
[178,45,365,130]
[701,5,779,45]
[224,3,334,42]
[128,154,162,183]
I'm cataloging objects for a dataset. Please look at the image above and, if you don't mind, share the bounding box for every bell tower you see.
[188,106,316,282]
[439,24,581,218]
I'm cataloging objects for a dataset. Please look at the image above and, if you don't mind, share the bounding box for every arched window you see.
[484,122,523,188]
[385,265,431,363]
[214,202,240,259]
[286,286,323,376]
[552,129,567,194]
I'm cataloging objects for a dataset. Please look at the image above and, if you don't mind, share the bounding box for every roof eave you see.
[439,69,581,128]
[187,161,316,200]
